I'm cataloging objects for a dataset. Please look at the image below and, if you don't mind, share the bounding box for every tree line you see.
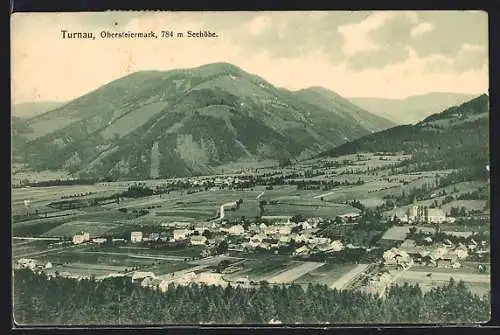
[13,269,489,325]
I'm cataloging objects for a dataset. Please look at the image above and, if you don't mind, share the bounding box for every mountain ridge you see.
[13,62,394,180]
[12,101,66,119]
[319,94,489,172]
[349,92,480,125]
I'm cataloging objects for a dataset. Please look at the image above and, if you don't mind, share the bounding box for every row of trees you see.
[13,269,490,325]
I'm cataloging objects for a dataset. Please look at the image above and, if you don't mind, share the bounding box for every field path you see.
[378,266,412,298]
[267,262,325,284]
[14,244,81,259]
[330,263,370,290]
[256,191,265,199]
[156,264,209,280]
[399,270,490,284]
[13,236,62,241]
[77,251,186,261]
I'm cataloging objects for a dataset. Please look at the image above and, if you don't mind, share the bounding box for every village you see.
[15,198,490,297]
[12,152,490,298]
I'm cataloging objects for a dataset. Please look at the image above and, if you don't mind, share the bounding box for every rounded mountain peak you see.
[192,62,247,77]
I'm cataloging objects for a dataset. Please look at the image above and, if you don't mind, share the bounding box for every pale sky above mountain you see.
[11,11,488,104]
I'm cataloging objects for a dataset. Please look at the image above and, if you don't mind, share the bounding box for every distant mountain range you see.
[320,94,489,172]
[11,101,66,119]
[349,92,479,125]
[12,62,394,179]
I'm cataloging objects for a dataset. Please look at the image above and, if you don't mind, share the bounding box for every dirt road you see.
[77,251,186,261]
[330,263,370,290]
[399,270,490,284]
[267,262,325,284]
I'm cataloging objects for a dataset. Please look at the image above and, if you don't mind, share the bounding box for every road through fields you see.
[267,262,325,284]
[330,263,370,290]
[399,270,490,283]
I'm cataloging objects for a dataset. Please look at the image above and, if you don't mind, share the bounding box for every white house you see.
[294,233,312,243]
[309,237,331,245]
[454,245,469,259]
[279,235,292,243]
[330,240,344,252]
[162,221,192,229]
[190,235,207,245]
[92,238,107,244]
[173,229,191,240]
[130,231,143,243]
[264,225,292,236]
[228,224,245,235]
[340,212,361,220]
[383,248,412,267]
[72,232,90,245]
[45,262,53,269]
[293,245,309,255]
[194,226,209,234]
[277,226,292,235]
[427,208,446,224]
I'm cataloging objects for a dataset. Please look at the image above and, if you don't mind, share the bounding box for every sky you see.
[11,11,488,104]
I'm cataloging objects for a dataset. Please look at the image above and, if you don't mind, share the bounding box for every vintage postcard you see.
[11,11,490,326]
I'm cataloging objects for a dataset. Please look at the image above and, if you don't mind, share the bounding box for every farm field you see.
[223,257,296,282]
[318,181,407,203]
[433,180,488,196]
[393,270,490,296]
[11,184,126,204]
[12,240,55,256]
[13,217,79,237]
[10,144,491,303]
[135,260,196,276]
[359,197,385,208]
[55,262,130,276]
[31,250,171,268]
[93,245,206,258]
[437,225,489,233]
[263,201,359,218]
[381,226,475,241]
[410,262,490,274]
[441,200,487,213]
[293,263,358,287]
[11,168,73,185]
[267,261,324,284]
[42,220,121,238]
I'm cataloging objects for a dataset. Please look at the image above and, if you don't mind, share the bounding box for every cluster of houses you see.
[166,218,349,255]
[390,205,451,224]
[67,215,358,261]
[132,269,230,291]
[15,258,53,272]
[382,237,479,269]
[293,239,344,256]
[153,175,254,192]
